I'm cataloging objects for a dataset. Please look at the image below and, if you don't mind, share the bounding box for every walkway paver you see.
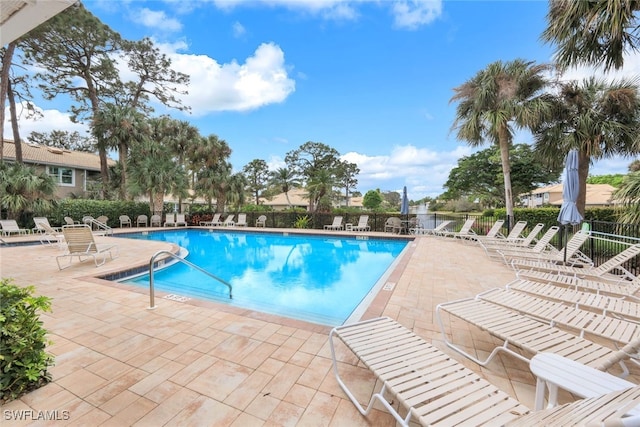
[1,229,638,426]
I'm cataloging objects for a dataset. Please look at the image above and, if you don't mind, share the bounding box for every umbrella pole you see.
[563,224,568,264]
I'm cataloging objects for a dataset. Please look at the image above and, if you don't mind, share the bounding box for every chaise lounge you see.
[330,316,640,426]
[57,225,118,270]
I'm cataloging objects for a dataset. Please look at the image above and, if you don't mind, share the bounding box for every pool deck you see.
[1,227,638,426]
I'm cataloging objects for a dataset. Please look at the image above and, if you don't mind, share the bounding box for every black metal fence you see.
[198,212,640,275]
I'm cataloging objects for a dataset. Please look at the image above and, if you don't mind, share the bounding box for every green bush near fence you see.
[47,199,156,228]
[490,207,619,228]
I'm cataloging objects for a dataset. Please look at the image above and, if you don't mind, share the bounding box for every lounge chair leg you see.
[329,329,414,426]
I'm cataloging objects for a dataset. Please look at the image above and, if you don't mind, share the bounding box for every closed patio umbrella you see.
[401,186,409,215]
[557,149,583,262]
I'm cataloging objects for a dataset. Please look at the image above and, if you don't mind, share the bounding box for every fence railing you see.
[190,212,640,275]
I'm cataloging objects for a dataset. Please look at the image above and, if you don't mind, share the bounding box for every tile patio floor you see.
[1,228,638,426]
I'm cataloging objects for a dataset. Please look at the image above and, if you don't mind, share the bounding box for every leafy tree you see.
[587,174,625,188]
[381,190,401,210]
[533,77,640,216]
[614,171,640,224]
[226,173,248,210]
[336,160,359,207]
[127,117,188,216]
[92,104,148,199]
[629,159,640,172]
[0,163,55,221]
[27,130,95,152]
[20,3,123,192]
[542,0,640,72]
[242,159,270,205]
[269,167,301,209]
[0,43,16,160]
[119,37,190,114]
[443,144,561,207]
[450,59,552,226]
[285,141,341,210]
[362,189,383,210]
[191,135,233,211]
[306,169,338,213]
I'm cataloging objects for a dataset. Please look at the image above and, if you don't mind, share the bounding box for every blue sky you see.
[8,0,640,200]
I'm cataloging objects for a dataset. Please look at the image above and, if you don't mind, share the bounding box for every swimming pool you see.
[117,230,408,325]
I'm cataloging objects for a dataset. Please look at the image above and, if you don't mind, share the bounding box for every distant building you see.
[520,183,617,208]
[262,188,364,211]
[262,188,309,211]
[2,139,114,199]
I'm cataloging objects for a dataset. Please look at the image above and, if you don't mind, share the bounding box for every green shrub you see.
[293,215,311,229]
[0,279,54,403]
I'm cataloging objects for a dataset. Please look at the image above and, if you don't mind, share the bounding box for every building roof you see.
[1,0,77,45]
[528,183,617,206]
[2,139,112,170]
[263,187,309,207]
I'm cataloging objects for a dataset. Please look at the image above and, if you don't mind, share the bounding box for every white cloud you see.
[151,41,296,114]
[391,0,442,30]
[210,0,442,28]
[232,21,246,38]
[3,102,89,141]
[556,52,640,83]
[342,144,471,198]
[132,7,182,32]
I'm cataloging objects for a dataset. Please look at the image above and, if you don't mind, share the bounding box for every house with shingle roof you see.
[520,183,618,208]
[2,139,115,199]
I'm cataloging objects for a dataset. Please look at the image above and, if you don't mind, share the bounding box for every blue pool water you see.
[118,230,408,325]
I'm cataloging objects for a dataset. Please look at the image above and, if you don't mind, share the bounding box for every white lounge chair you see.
[0,219,29,236]
[33,217,60,234]
[223,214,235,227]
[412,219,452,235]
[235,213,247,227]
[438,217,476,240]
[255,215,267,227]
[512,243,640,281]
[507,278,640,322]
[175,213,187,227]
[504,229,591,267]
[515,270,640,299]
[474,287,640,347]
[57,225,118,270]
[350,215,370,231]
[164,213,176,227]
[330,316,640,426]
[436,295,640,376]
[480,222,545,252]
[471,219,506,241]
[324,216,344,230]
[200,213,222,227]
[36,221,65,247]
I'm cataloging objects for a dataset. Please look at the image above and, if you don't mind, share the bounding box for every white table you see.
[530,352,638,414]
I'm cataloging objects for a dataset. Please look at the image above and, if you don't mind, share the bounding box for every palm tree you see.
[534,77,640,216]
[0,163,55,220]
[127,118,188,216]
[450,59,552,227]
[614,171,640,225]
[92,103,147,200]
[269,167,301,209]
[306,169,338,212]
[541,0,640,72]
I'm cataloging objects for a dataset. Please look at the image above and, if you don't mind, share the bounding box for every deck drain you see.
[383,282,395,291]
[163,294,191,302]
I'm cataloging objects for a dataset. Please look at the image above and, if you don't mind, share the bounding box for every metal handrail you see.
[85,218,112,235]
[147,250,232,310]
